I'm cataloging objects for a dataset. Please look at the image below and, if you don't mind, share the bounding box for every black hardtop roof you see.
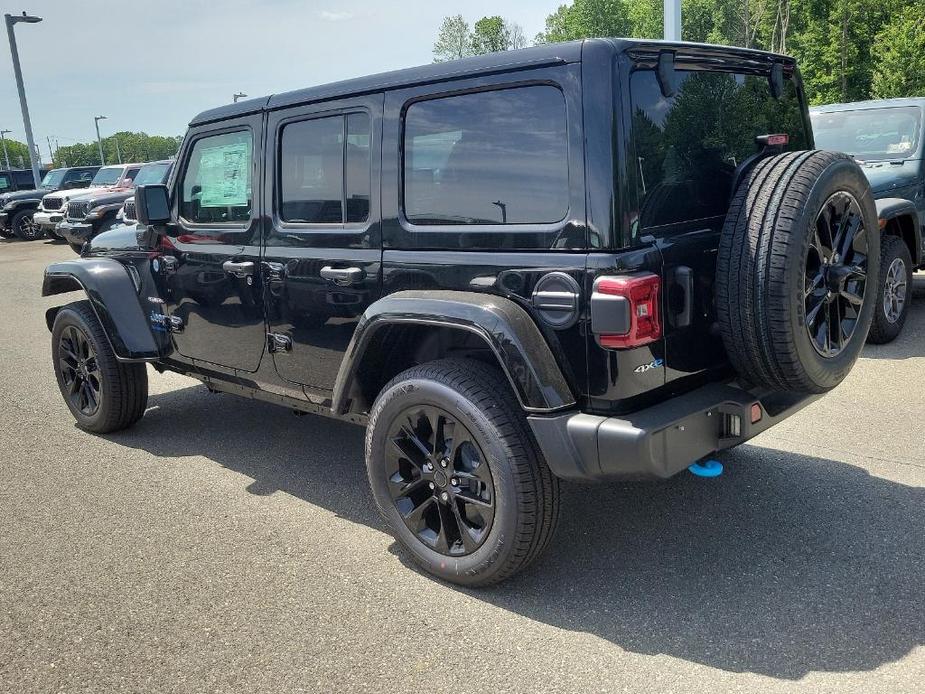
[189,38,794,127]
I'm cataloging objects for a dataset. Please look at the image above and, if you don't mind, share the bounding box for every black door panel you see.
[163,117,266,373]
[263,95,383,391]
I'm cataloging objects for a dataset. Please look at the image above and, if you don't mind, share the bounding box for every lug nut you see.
[451,478,458,486]
[424,462,433,472]
[440,492,449,502]
[428,482,435,490]
[440,458,448,468]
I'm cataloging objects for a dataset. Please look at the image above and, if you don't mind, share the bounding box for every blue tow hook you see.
[688,459,723,478]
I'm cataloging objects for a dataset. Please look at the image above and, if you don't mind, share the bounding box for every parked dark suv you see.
[0,166,98,239]
[811,98,924,343]
[0,168,49,193]
[42,40,880,585]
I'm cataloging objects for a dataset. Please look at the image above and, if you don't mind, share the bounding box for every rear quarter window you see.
[631,69,808,231]
[403,85,569,226]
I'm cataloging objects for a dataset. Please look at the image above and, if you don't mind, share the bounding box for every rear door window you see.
[403,85,569,225]
[631,69,808,231]
[0,175,9,191]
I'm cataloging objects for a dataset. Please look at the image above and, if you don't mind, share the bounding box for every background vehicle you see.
[811,98,924,343]
[116,161,174,227]
[59,160,172,253]
[0,168,49,193]
[34,164,141,240]
[0,166,98,240]
[42,40,879,586]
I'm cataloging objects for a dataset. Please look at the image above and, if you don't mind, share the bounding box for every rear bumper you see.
[528,383,819,482]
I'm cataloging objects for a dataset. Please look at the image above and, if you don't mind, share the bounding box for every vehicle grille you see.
[123,198,136,221]
[67,200,90,220]
[43,197,62,211]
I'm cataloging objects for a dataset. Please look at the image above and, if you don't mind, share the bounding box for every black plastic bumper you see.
[528,383,819,481]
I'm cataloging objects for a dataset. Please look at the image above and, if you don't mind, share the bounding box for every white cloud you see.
[318,10,354,21]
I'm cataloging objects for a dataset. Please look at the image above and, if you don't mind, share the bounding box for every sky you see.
[0,0,561,159]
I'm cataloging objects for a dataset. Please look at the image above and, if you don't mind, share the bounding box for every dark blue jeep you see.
[811,98,924,343]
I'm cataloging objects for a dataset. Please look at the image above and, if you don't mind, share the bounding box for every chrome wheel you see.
[57,325,102,416]
[804,191,869,357]
[882,257,907,324]
[385,405,495,556]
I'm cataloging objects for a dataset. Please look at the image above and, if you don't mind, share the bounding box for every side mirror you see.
[135,184,171,226]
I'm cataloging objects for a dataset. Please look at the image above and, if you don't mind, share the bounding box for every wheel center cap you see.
[433,470,448,488]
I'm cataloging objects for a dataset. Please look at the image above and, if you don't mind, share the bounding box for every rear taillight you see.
[594,273,662,349]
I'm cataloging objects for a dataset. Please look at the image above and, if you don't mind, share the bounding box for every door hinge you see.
[267,332,292,354]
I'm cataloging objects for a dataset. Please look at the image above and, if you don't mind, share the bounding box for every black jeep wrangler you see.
[42,40,879,586]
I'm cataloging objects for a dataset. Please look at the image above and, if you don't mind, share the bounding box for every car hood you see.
[86,223,145,253]
[44,185,126,203]
[1,187,55,203]
[859,158,922,195]
[69,189,135,206]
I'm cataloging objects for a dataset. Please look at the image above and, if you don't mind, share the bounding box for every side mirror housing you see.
[135,184,171,226]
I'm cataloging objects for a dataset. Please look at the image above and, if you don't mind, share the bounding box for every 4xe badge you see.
[634,358,663,374]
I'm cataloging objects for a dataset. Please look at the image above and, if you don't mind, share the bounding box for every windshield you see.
[40,169,66,188]
[811,106,922,162]
[90,167,123,187]
[133,162,170,186]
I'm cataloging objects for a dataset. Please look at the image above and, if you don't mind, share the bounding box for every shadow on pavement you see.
[107,384,925,680]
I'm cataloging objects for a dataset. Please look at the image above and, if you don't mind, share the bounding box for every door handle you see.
[222,260,255,278]
[320,266,365,285]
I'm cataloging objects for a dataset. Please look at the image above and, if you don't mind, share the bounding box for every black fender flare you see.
[332,291,577,415]
[876,197,922,265]
[42,258,160,361]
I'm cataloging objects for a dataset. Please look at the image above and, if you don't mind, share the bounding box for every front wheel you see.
[366,358,559,586]
[51,301,148,433]
[867,235,913,344]
[11,209,44,240]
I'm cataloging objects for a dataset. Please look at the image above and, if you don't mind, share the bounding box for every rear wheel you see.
[51,301,148,433]
[867,235,913,344]
[366,358,559,586]
[11,209,44,240]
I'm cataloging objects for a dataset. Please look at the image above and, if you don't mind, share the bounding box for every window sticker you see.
[198,141,250,208]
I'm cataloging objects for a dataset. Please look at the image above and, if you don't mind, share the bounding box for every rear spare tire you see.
[716,150,879,393]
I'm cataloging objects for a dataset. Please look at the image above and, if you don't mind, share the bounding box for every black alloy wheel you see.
[57,325,102,417]
[804,191,869,358]
[385,405,495,556]
[12,210,43,240]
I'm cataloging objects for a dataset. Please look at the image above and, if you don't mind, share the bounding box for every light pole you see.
[94,115,107,166]
[233,92,247,103]
[0,129,11,170]
[663,0,681,41]
[5,11,43,188]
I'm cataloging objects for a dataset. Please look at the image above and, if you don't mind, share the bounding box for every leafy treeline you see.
[53,132,182,168]
[433,15,527,61]
[1,132,181,170]
[435,1,925,104]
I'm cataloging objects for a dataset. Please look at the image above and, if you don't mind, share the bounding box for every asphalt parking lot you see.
[1,238,923,693]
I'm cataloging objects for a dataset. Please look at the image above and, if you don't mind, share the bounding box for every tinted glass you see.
[180,130,252,224]
[631,69,808,230]
[134,162,171,185]
[811,106,922,161]
[91,167,123,186]
[0,175,9,191]
[41,170,66,188]
[280,116,344,223]
[346,112,370,223]
[404,86,569,225]
[124,167,141,185]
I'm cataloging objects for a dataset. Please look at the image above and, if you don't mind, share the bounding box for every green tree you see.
[53,132,181,168]
[433,14,472,62]
[0,137,34,169]
[471,16,511,54]
[871,6,925,98]
[535,0,632,42]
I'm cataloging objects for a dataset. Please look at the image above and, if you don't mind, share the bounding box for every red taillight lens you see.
[596,273,662,348]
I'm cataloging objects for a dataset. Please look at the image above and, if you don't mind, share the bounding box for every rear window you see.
[403,85,569,226]
[631,69,808,231]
